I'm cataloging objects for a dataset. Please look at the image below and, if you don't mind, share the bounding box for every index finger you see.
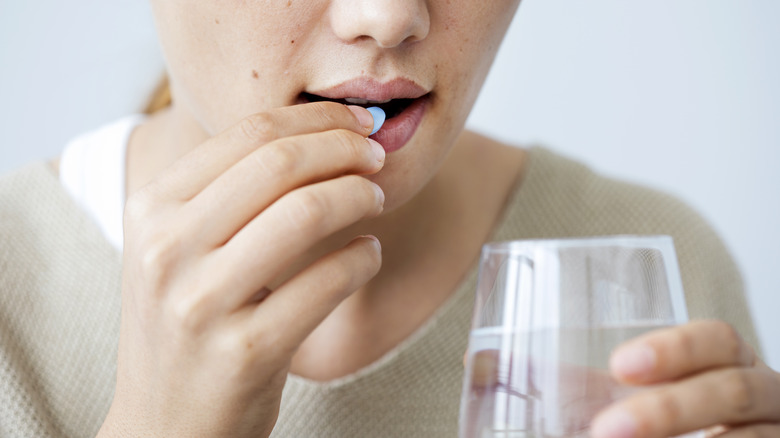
[610,319,756,385]
[144,102,374,202]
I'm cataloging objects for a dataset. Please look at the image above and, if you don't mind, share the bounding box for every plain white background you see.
[1,1,777,369]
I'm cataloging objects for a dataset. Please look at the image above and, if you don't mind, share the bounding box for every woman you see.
[0,0,778,437]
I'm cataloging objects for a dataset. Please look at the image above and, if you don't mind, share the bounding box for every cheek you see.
[425,0,521,135]
[436,0,521,81]
[153,1,321,133]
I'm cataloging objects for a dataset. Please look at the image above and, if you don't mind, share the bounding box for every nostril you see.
[329,1,430,48]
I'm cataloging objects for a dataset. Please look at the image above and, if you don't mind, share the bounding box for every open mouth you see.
[297,84,431,153]
[299,92,421,119]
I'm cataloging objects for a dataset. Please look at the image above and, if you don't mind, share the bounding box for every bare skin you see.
[127,106,527,382]
[92,0,780,436]
[97,100,526,438]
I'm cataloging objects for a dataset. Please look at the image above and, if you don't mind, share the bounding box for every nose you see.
[330,0,430,48]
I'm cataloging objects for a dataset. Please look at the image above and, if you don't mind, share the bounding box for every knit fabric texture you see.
[0,148,759,437]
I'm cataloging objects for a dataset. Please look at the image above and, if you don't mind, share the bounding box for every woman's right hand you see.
[97,102,385,438]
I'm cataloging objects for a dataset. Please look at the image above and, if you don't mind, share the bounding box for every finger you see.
[717,424,780,438]
[206,174,384,310]
[145,102,374,202]
[251,235,382,348]
[610,320,755,384]
[468,349,500,388]
[182,129,384,248]
[590,366,780,438]
[704,425,729,437]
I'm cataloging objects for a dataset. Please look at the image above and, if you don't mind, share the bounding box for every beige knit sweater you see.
[0,147,758,437]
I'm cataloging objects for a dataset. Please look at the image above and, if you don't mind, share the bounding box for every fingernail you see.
[360,234,381,251]
[611,343,656,377]
[367,138,385,162]
[591,407,637,438]
[366,106,386,135]
[347,105,374,131]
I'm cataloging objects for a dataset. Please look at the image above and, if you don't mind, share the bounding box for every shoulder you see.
[0,161,56,195]
[0,162,60,232]
[0,162,72,299]
[0,161,77,240]
[502,147,713,239]
[501,147,760,349]
[0,160,122,305]
[0,162,122,436]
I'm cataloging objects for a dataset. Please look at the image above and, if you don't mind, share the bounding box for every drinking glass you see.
[459,236,702,438]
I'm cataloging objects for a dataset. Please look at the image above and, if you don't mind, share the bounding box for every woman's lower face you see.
[148,0,522,207]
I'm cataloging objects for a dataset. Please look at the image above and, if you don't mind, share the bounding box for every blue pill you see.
[367,106,386,135]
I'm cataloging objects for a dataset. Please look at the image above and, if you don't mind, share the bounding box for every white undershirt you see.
[59,115,145,251]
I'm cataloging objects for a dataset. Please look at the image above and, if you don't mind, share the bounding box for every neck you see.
[126,104,210,198]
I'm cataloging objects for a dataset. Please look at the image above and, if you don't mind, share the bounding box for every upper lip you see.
[307,77,429,102]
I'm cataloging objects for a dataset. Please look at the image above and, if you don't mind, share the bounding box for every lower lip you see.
[370,96,429,153]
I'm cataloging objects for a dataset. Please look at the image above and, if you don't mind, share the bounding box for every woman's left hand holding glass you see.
[592,319,780,437]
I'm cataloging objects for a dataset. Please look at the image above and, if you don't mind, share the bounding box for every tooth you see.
[344,97,392,105]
